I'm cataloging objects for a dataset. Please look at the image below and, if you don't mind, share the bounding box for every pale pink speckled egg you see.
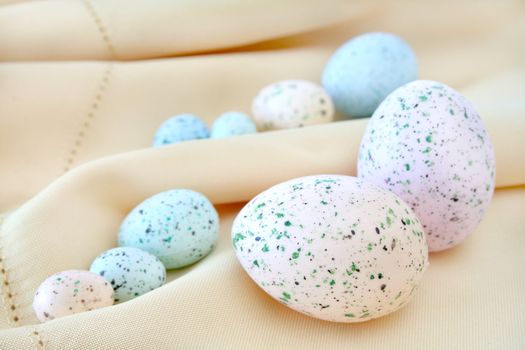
[33,270,114,322]
[358,80,496,252]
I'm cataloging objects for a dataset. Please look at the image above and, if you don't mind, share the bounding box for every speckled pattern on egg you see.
[358,80,496,252]
[232,175,428,323]
[118,189,219,269]
[90,247,166,302]
[252,80,334,130]
[33,270,114,322]
[322,32,418,118]
[211,111,258,139]
[153,114,209,146]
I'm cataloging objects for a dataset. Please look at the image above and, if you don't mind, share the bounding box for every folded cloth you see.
[0,0,524,349]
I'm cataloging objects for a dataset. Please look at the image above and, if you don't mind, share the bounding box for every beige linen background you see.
[0,0,524,349]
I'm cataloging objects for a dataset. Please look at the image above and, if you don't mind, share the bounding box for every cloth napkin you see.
[0,0,524,349]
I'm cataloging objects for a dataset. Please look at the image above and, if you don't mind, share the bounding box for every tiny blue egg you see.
[153,114,209,146]
[211,111,257,139]
[118,189,219,269]
[90,246,166,302]
[322,32,418,119]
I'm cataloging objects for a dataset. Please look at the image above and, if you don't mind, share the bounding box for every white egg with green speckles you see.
[211,111,257,139]
[118,189,219,269]
[33,270,114,322]
[232,175,428,323]
[358,80,496,252]
[252,80,334,130]
[90,247,166,302]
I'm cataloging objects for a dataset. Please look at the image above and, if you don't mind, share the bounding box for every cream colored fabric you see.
[0,0,524,349]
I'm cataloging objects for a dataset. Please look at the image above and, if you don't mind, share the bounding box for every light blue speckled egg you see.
[322,32,418,119]
[90,247,166,302]
[118,189,220,269]
[211,111,257,139]
[153,114,209,146]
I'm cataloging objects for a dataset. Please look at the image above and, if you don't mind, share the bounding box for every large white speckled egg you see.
[90,247,166,302]
[232,175,428,323]
[323,32,418,119]
[33,270,114,322]
[358,80,496,252]
[118,189,219,269]
[252,80,334,130]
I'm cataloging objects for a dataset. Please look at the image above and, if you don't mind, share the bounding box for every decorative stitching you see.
[81,0,118,59]
[63,0,117,172]
[0,214,20,326]
[28,327,46,350]
[63,64,113,172]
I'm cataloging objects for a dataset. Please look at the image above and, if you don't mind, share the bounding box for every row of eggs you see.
[33,190,219,322]
[32,31,496,324]
[153,32,419,146]
[152,79,336,146]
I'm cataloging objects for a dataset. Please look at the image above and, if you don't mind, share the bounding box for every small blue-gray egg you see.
[322,32,418,119]
[118,189,219,269]
[211,111,257,139]
[153,114,209,146]
[90,247,166,302]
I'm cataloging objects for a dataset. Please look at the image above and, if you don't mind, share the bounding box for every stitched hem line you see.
[28,327,47,350]
[81,0,118,59]
[63,64,113,172]
[0,213,20,326]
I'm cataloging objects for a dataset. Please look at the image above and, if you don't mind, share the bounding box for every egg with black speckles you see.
[323,32,418,119]
[358,80,496,252]
[232,175,428,323]
[252,80,334,130]
[211,111,258,138]
[90,247,166,302]
[118,189,219,269]
[153,114,209,146]
[33,270,114,322]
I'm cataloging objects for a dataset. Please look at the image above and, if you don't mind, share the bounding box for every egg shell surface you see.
[252,80,334,130]
[33,270,114,322]
[211,111,258,139]
[232,175,428,323]
[358,80,496,252]
[152,114,209,146]
[118,189,219,269]
[322,32,418,118]
[90,247,166,302]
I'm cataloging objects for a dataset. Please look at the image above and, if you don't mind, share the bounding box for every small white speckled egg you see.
[153,114,209,146]
[358,80,496,252]
[252,80,334,130]
[118,189,219,269]
[323,32,418,118]
[90,247,166,302]
[211,111,258,139]
[33,270,114,322]
[232,175,428,323]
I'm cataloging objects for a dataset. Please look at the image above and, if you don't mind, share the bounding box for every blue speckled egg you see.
[90,247,166,302]
[153,114,209,146]
[211,111,257,139]
[118,189,220,269]
[322,32,418,119]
